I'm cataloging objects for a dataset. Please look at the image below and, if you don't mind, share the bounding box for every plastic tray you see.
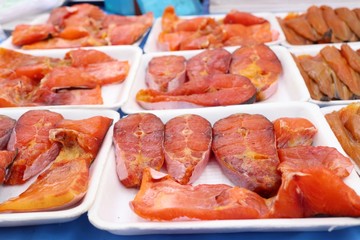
[0,108,119,227]
[290,42,360,107]
[0,46,142,110]
[143,12,286,53]
[121,45,310,114]
[88,102,360,235]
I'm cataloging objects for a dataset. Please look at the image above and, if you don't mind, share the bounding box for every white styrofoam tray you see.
[320,104,360,173]
[0,107,119,227]
[0,13,147,49]
[276,11,360,49]
[88,101,360,235]
[121,45,310,114]
[143,12,286,53]
[289,42,360,107]
[0,45,142,110]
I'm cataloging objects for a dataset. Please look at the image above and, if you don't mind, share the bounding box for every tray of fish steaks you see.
[121,44,310,114]
[88,101,360,235]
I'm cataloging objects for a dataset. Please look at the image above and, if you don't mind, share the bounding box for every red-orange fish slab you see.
[136,73,256,109]
[0,151,16,184]
[113,113,164,188]
[0,158,89,212]
[268,167,360,218]
[146,55,186,92]
[65,49,115,67]
[0,115,16,150]
[278,146,353,178]
[186,48,232,82]
[6,110,64,185]
[223,10,268,26]
[164,114,212,184]
[50,115,113,161]
[47,86,103,105]
[212,113,281,197]
[295,168,360,217]
[230,44,282,101]
[130,168,269,221]
[273,117,317,148]
[12,24,55,46]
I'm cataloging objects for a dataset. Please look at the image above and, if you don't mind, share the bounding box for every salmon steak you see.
[164,114,212,184]
[273,117,317,148]
[212,113,281,197]
[186,48,232,82]
[130,168,269,221]
[136,73,256,110]
[5,110,64,185]
[113,113,164,188]
[146,55,186,92]
[0,115,16,150]
[229,44,282,101]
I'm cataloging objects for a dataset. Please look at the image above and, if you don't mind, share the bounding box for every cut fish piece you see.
[273,117,317,148]
[136,73,256,110]
[6,110,64,185]
[130,168,269,221]
[113,113,164,188]
[0,115,16,150]
[278,145,353,178]
[186,48,231,82]
[212,113,281,197]
[230,44,282,101]
[146,55,186,92]
[164,114,212,184]
[321,46,360,96]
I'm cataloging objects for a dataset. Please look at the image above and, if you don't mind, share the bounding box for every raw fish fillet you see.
[130,168,269,221]
[136,73,256,110]
[278,146,353,178]
[273,117,317,148]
